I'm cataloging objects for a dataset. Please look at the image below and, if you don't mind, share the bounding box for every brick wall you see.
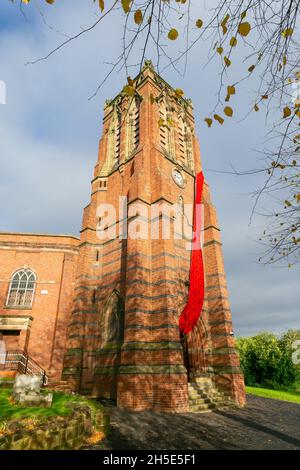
[63,62,246,411]
[0,233,79,380]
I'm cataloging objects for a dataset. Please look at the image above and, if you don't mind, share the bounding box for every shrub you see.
[236,331,297,390]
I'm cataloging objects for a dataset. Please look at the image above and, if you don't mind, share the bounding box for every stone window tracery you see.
[6,269,36,308]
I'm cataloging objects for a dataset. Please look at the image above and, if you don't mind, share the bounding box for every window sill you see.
[4,306,33,311]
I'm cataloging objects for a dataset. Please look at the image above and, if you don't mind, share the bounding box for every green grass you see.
[0,388,102,422]
[246,386,300,404]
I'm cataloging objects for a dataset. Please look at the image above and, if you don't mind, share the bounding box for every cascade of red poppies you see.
[179,171,205,335]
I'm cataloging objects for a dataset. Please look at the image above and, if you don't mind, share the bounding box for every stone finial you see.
[143,59,155,71]
[104,99,112,109]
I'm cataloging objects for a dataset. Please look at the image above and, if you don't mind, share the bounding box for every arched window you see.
[6,269,36,308]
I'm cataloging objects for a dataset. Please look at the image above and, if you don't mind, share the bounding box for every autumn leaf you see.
[282,28,293,38]
[121,0,131,14]
[224,56,231,67]
[175,88,185,98]
[283,106,292,118]
[238,22,251,37]
[204,118,213,128]
[196,19,203,28]
[168,29,179,40]
[150,93,156,104]
[214,114,224,125]
[224,106,233,117]
[220,14,229,35]
[134,9,143,25]
[248,65,255,73]
[227,85,236,95]
[123,85,135,96]
[158,118,165,127]
[97,0,104,12]
[254,103,259,112]
[216,46,223,55]
[230,37,237,47]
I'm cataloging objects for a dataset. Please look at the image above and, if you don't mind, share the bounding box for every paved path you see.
[89,395,300,450]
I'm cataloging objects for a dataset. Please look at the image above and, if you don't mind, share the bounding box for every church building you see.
[0,62,246,413]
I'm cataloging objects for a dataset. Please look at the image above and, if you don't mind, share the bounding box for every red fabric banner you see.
[179,171,205,335]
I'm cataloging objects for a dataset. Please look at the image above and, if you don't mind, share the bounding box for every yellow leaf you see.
[248,64,255,73]
[196,19,203,28]
[254,103,259,112]
[224,56,231,67]
[134,9,143,25]
[285,200,292,207]
[158,118,165,128]
[46,0,55,3]
[204,118,213,128]
[261,95,268,100]
[230,37,237,47]
[168,29,179,40]
[216,46,223,55]
[221,14,230,27]
[175,88,184,98]
[227,85,236,95]
[22,0,31,3]
[283,106,292,118]
[283,55,287,66]
[224,106,233,117]
[98,0,104,12]
[121,0,131,14]
[241,11,247,19]
[238,22,251,37]
[214,114,224,125]
[282,28,294,38]
[123,85,135,97]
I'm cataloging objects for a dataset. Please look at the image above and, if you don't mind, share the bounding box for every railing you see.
[0,350,48,386]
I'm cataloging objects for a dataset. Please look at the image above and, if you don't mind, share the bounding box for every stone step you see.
[189,397,211,405]
[189,403,216,412]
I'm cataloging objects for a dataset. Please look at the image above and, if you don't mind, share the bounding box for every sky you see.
[0,1,298,337]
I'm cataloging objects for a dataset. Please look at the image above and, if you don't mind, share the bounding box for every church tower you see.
[62,61,246,412]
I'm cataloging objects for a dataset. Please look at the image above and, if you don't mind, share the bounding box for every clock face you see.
[172,169,184,188]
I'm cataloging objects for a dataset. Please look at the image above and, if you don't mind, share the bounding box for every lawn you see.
[0,388,102,422]
[246,386,300,404]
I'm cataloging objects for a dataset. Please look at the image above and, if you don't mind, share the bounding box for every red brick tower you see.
[62,61,246,412]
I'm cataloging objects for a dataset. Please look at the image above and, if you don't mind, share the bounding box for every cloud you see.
[0,2,298,337]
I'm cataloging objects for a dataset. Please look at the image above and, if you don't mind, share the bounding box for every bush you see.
[236,331,297,390]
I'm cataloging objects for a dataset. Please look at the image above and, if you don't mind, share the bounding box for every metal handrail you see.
[0,350,48,386]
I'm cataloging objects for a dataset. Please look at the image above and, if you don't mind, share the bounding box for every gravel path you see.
[88,395,300,450]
